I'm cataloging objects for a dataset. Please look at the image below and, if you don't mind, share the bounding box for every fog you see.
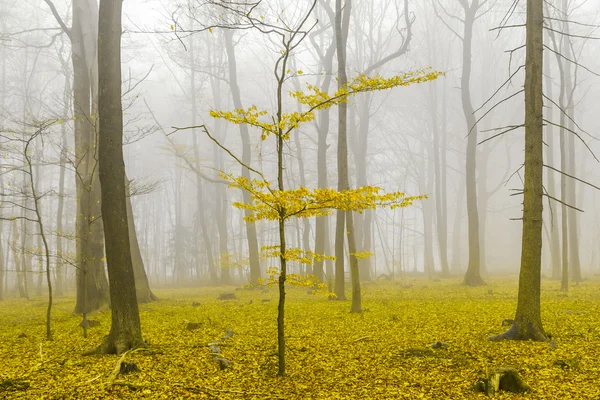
[1,0,600,292]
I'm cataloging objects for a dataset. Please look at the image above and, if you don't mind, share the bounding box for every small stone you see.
[217,293,237,301]
[186,322,201,331]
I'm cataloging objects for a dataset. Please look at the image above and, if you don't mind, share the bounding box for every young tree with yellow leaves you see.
[175,2,440,377]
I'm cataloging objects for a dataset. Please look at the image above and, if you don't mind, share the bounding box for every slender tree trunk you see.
[355,96,372,281]
[431,82,450,276]
[223,30,261,284]
[460,4,485,286]
[13,220,28,298]
[420,142,435,278]
[451,179,465,273]
[55,97,68,296]
[125,178,157,302]
[491,0,546,342]
[94,0,143,354]
[24,139,53,340]
[310,12,336,282]
[561,2,581,283]
[543,38,561,279]
[337,0,361,312]
[216,150,231,285]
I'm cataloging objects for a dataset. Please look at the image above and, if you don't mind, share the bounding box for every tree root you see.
[488,323,548,342]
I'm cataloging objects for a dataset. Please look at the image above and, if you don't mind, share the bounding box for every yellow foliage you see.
[260,246,336,264]
[1,279,599,398]
[222,173,425,222]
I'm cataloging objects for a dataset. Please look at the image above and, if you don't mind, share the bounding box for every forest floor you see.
[1,277,599,399]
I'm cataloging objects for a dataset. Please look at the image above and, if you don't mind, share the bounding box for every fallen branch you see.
[208,328,234,370]
[181,384,286,399]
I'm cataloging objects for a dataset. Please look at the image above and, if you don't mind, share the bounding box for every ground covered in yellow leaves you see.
[1,278,599,399]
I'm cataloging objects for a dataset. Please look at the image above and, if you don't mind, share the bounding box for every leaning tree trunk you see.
[491,0,547,342]
[125,178,157,303]
[94,0,143,354]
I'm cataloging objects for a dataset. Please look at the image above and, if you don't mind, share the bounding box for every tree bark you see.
[94,0,144,354]
[491,0,547,342]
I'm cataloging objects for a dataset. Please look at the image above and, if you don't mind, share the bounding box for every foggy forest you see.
[1,0,600,398]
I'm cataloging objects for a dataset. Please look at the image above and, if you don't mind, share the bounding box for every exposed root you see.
[463,274,487,287]
[488,323,548,342]
[83,332,146,356]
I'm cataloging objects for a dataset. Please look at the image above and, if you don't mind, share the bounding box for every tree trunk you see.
[13,220,28,299]
[70,0,110,315]
[491,0,547,342]
[335,0,361,311]
[223,30,261,285]
[125,178,157,302]
[420,142,435,279]
[451,179,465,273]
[460,4,485,286]
[309,10,336,282]
[94,0,143,354]
[431,81,450,276]
[55,91,69,296]
[543,37,561,280]
[561,2,581,283]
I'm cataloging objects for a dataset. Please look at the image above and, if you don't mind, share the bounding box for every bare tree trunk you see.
[543,37,561,280]
[13,220,28,298]
[561,2,581,283]
[460,3,484,286]
[55,84,69,296]
[491,0,546,342]
[216,150,231,285]
[125,178,157,302]
[292,103,312,276]
[334,0,358,308]
[24,136,54,340]
[94,0,143,354]
[420,142,435,279]
[223,30,261,284]
[431,82,450,276]
[309,8,336,282]
[451,179,465,273]
[57,0,110,314]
